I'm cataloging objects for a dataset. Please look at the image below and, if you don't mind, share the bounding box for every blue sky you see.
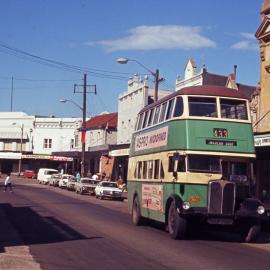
[0,0,263,117]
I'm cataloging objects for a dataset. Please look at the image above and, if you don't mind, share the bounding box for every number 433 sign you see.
[213,128,228,138]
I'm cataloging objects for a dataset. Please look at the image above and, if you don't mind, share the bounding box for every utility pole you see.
[74,74,96,177]
[154,69,159,102]
[81,74,87,178]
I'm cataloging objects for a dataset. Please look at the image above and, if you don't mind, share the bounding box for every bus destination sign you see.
[213,128,228,138]
[206,139,237,146]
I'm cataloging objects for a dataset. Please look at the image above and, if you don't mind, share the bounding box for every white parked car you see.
[59,174,75,188]
[95,181,123,201]
[37,168,59,185]
[75,178,99,195]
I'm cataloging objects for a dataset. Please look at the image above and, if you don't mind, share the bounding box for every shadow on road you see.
[0,203,102,253]
[146,219,270,244]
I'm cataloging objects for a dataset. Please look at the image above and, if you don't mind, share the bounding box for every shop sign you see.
[22,154,73,161]
[254,135,270,147]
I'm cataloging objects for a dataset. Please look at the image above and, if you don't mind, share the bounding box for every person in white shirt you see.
[92,174,99,180]
[4,173,13,192]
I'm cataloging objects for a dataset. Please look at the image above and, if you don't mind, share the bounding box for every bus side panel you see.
[163,183,208,208]
[128,181,208,223]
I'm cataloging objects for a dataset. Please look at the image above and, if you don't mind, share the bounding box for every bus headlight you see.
[257,205,265,215]
[182,201,191,210]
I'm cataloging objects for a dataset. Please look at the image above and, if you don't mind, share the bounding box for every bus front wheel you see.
[168,201,187,239]
[240,223,261,243]
[132,196,143,226]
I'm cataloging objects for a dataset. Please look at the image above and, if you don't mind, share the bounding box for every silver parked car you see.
[75,178,99,195]
[59,174,75,189]
[66,177,77,191]
[49,174,62,186]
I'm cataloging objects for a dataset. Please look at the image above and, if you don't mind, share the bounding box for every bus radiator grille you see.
[208,181,235,215]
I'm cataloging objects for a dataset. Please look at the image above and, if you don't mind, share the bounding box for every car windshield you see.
[101,182,118,188]
[81,179,91,184]
[46,170,58,175]
[52,174,61,179]
[90,180,99,185]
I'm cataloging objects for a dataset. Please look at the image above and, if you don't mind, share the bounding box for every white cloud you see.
[240,32,256,40]
[231,40,258,51]
[85,25,216,52]
[230,32,258,51]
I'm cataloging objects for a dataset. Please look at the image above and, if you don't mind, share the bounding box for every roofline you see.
[139,85,249,114]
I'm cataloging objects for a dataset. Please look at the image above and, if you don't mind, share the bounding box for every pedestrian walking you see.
[76,171,81,182]
[4,173,13,192]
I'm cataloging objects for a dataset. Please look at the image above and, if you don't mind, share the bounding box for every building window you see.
[43,138,52,149]
[70,139,74,149]
[75,135,79,147]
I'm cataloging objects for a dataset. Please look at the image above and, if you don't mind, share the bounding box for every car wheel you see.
[132,196,143,226]
[168,201,187,240]
[240,223,261,243]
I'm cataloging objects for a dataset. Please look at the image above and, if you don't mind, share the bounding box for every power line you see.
[0,41,133,80]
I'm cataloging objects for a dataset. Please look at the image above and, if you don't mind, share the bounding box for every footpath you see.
[0,188,41,269]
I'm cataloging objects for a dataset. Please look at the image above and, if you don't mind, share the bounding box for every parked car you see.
[95,181,123,201]
[23,170,36,179]
[37,168,59,184]
[66,177,77,191]
[59,174,75,189]
[49,174,62,186]
[75,178,99,195]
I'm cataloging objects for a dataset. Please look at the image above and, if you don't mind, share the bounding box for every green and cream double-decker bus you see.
[127,85,265,242]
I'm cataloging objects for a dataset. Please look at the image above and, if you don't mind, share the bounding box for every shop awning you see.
[0,132,28,139]
[0,152,21,159]
[109,148,129,157]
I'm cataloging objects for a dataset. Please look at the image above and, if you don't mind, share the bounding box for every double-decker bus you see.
[127,85,265,242]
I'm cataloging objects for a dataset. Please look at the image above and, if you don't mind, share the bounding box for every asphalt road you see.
[1,177,270,270]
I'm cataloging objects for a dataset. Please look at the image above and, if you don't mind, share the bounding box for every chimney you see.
[234,65,237,80]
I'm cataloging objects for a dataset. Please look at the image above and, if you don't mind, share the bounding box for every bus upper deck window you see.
[173,97,183,117]
[166,98,175,120]
[142,111,149,129]
[159,102,167,123]
[153,105,160,125]
[220,99,248,120]
[189,97,217,117]
[147,108,154,127]
[137,114,143,130]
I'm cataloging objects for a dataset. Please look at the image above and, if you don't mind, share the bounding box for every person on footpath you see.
[4,172,13,192]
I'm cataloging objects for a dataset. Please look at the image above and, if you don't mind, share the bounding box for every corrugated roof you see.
[85,112,118,130]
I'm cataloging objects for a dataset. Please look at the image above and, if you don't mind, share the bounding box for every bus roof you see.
[140,85,248,114]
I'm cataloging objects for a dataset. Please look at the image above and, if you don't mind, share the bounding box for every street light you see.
[117,57,164,102]
[59,99,83,111]
[60,95,86,177]
[12,123,24,175]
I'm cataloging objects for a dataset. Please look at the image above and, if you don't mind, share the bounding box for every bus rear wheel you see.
[132,196,143,226]
[168,201,187,239]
